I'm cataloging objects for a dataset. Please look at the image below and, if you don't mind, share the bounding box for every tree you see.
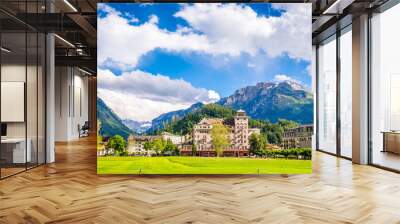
[249,133,267,157]
[152,138,165,156]
[278,119,299,130]
[211,123,229,157]
[249,119,286,144]
[143,141,153,151]
[192,143,197,156]
[259,135,267,151]
[163,139,179,156]
[264,149,273,158]
[249,133,259,156]
[143,138,181,156]
[281,149,289,159]
[269,150,277,158]
[290,149,299,159]
[298,148,312,160]
[265,132,279,144]
[108,135,127,156]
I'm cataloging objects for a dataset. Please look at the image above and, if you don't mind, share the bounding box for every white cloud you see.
[149,14,159,24]
[97,69,220,121]
[174,4,275,57]
[97,3,311,69]
[274,74,305,90]
[274,74,300,83]
[124,13,139,23]
[306,64,312,76]
[139,3,154,7]
[98,4,119,15]
[98,88,191,122]
[247,62,256,68]
[98,6,210,69]
[208,90,220,101]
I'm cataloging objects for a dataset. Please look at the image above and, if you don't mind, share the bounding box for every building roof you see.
[235,109,247,116]
[129,135,160,141]
[161,132,180,137]
[286,124,314,132]
[198,118,224,125]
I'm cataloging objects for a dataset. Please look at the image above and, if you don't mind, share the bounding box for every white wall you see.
[1,65,26,138]
[55,67,89,141]
[55,66,69,141]
[72,72,89,138]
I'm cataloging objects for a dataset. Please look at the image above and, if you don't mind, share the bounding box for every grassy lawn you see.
[97,156,312,174]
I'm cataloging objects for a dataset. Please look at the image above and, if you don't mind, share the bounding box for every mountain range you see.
[148,81,313,132]
[97,97,132,139]
[122,119,151,134]
[218,80,313,124]
[97,80,313,135]
[147,102,204,133]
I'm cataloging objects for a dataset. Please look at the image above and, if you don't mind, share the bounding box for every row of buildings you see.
[281,124,313,149]
[127,132,184,156]
[121,110,314,157]
[126,110,262,157]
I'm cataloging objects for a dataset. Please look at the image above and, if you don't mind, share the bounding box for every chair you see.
[79,121,90,138]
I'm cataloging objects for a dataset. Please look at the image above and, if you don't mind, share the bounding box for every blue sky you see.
[97,3,311,121]
[136,49,310,96]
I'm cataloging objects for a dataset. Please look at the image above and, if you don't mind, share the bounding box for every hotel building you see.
[184,110,260,156]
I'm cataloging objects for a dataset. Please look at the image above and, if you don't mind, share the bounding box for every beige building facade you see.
[282,125,313,149]
[192,110,260,152]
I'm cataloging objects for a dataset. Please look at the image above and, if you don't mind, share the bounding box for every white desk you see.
[1,138,31,163]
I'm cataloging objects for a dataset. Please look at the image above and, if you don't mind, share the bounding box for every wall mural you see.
[97,3,313,174]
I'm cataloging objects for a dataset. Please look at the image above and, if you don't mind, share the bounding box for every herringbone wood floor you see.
[1,136,400,224]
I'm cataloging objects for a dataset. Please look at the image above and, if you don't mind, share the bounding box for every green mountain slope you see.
[97,97,132,139]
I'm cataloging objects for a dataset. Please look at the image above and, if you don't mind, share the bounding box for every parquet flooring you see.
[1,136,400,223]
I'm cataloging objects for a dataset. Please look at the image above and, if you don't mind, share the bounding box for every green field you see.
[97,156,312,174]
